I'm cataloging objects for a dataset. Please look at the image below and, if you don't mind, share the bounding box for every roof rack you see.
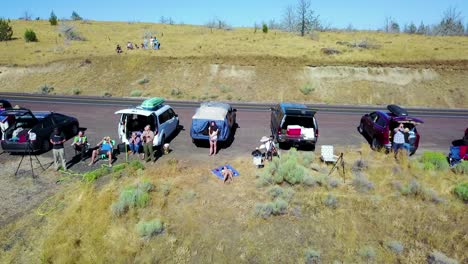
[141,97,165,111]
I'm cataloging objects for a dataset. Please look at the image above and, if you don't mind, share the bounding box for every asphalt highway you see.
[1,93,467,164]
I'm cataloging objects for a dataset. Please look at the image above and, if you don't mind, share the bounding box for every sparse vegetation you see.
[299,83,315,95]
[352,172,374,193]
[130,89,142,97]
[453,182,468,202]
[38,84,54,95]
[72,88,81,95]
[111,181,154,217]
[421,151,449,171]
[386,240,404,255]
[427,250,459,264]
[304,249,321,264]
[136,219,164,239]
[59,22,85,41]
[453,161,468,175]
[323,193,338,209]
[359,246,376,262]
[137,77,149,85]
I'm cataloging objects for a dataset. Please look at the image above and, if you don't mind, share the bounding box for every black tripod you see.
[15,140,45,178]
[328,152,345,182]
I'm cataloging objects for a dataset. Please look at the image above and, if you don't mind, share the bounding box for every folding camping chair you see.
[320,145,339,163]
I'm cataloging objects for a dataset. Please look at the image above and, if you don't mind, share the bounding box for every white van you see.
[115,98,179,147]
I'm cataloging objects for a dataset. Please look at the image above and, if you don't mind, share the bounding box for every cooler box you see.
[287,125,302,136]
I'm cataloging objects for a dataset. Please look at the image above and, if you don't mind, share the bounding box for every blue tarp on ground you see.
[211,164,240,179]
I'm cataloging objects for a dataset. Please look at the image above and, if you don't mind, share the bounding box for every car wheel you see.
[358,122,364,134]
[371,137,381,150]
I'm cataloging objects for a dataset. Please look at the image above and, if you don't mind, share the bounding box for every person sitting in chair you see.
[72,130,88,161]
[89,136,113,167]
[128,132,141,154]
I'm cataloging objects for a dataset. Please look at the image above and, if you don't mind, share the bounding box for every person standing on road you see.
[209,121,219,156]
[50,128,67,171]
[141,125,155,162]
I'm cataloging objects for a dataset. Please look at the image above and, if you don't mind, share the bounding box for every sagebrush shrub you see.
[359,246,376,261]
[420,152,449,171]
[427,250,458,264]
[272,198,288,215]
[129,160,145,170]
[268,185,284,199]
[386,240,404,255]
[352,172,374,193]
[254,202,274,219]
[24,29,38,42]
[38,84,54,95]
[130,90,142,97]
[137,77,149,85]
[111,181,153,217]
[136,219,164,239]
[304,249,321,264]
[323,193,338,209]
[453,161,468,174]
[453,182,468,202]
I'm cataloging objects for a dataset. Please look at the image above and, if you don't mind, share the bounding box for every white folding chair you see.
[320,145,338,163]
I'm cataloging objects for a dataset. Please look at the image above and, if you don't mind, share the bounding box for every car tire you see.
[371,137,381,150]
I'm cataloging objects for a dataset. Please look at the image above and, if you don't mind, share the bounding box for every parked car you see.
[0,99,12,112]
[190,102,237,145]
[270,103,319,149]
[357,104,424,155]
[0,108,79,153]
[115,97,179,148]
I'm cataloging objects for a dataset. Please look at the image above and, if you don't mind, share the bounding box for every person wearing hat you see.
[50,127,67,171]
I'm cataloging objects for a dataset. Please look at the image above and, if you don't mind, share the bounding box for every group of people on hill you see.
[115,36,161,54]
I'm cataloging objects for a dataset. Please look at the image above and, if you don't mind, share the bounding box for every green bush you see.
[420,151,449,171]
[72,88,81,95]
[49,11,58,26]
[136,219,164,239]
[323,193,338,209]
[254,202,274,219]
[129,160,145,170]
[453,161,468,174]
[272,198,288,215]
[427,250,458,264]
[130,90,142,97]
[112,163,127,173]
[304,249,321,264]
[82,167,110,182]
[24,29,38,42]
[111,181,153,216]
[262,23,268,34]
[268,185,284,199]
[454,182,468,202]
[386,240,404,255]
[137,77,149,85]
[38,84,54,95]
[299,83,315,95]
[0,18,13,41]
[359,246,376,262]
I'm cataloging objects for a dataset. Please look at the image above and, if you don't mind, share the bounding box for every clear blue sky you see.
[2,0,467,29]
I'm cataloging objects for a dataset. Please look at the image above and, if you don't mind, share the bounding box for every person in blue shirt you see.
[88,136,113,167]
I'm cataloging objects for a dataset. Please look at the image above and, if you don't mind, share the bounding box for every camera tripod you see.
[15,140,45,178]
[328,152,345,182]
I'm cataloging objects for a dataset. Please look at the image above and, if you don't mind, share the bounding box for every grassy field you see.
[0,20,467,107]
[0,146,467,263]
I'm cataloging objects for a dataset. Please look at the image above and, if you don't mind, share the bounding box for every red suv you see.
[358,105,424,155]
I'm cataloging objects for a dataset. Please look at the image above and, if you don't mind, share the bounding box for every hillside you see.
[0,20,467,107]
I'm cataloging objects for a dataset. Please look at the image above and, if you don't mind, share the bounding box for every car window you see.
[369,112,378,123]
[167,108,175,118]
[159,110,170,124]
[41,117,54,129]
[282,116,315,129]
[376,116,386,127]
[52,113,68,124]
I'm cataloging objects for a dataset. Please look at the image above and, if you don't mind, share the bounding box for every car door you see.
[363,112,378,136]
[36,115,55,141]
[165,108,177,135]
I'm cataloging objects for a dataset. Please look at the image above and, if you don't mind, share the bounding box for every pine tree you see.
[49,11,58,26]
[0,19,13,41]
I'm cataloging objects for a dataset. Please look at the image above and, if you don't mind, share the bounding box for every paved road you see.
[1,93,466,163]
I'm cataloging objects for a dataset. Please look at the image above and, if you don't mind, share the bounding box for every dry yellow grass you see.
[2,20,468,66]
[0,147,467,263]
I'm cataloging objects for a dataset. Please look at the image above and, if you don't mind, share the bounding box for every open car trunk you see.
[280,115,317,141]
[118,112,156,144]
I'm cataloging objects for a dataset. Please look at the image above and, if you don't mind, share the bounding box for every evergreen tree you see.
[0,19,13,41]
[71,11,82,21]
[49,11,58,26]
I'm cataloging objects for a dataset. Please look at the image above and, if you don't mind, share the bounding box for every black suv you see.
[270,103,318,149]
